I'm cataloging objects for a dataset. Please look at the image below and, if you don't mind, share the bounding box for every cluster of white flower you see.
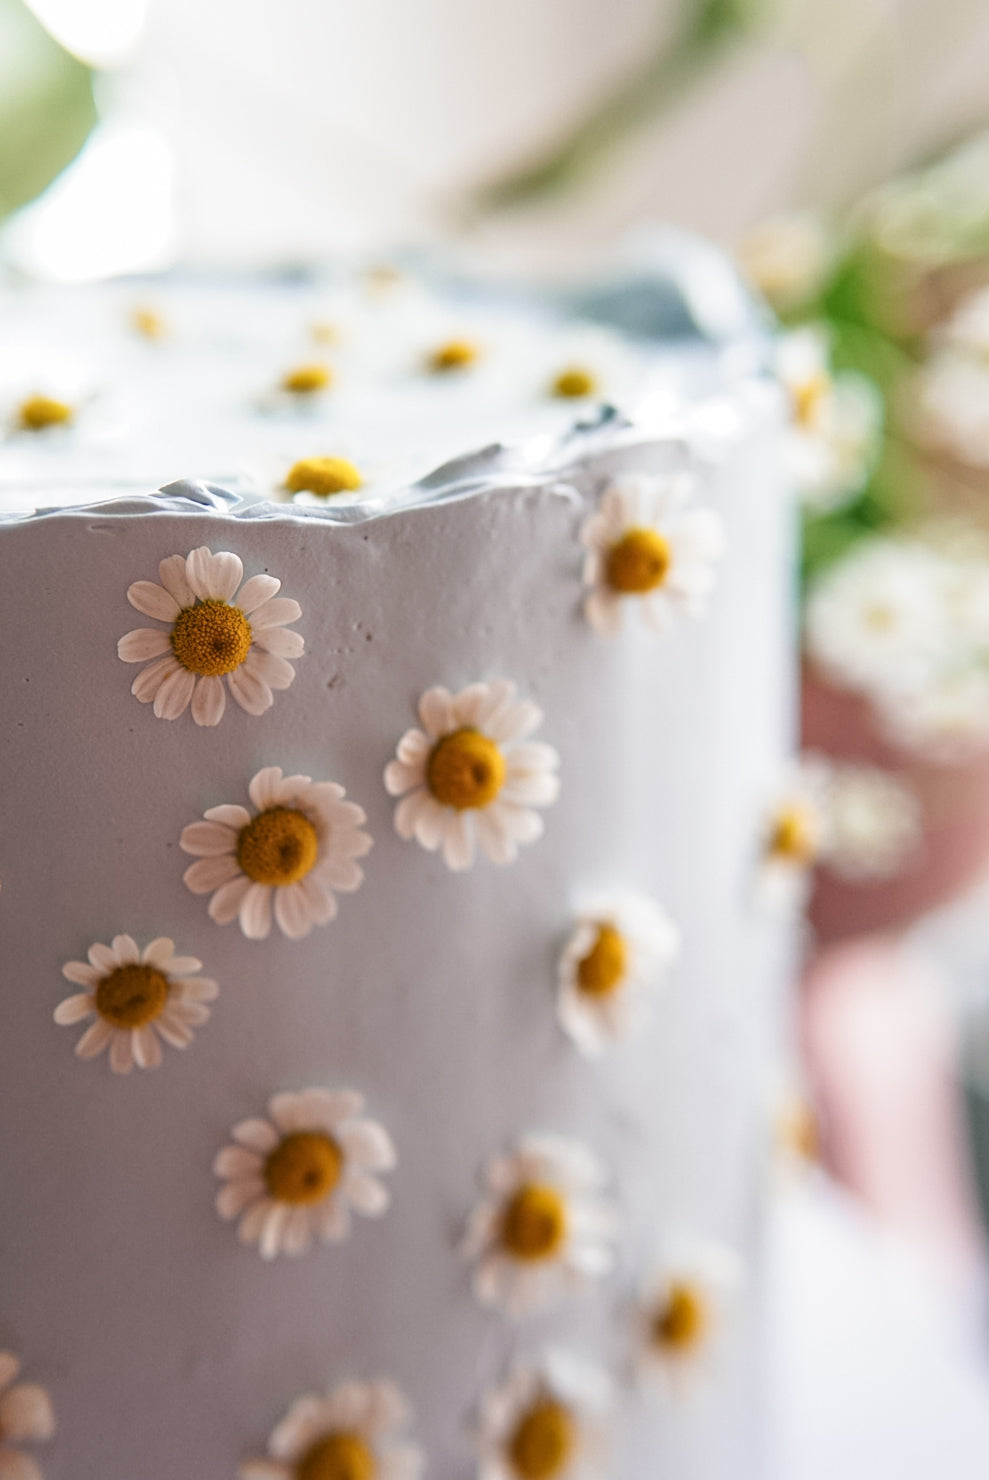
[804,535,989,761]
[777,328,883,513]
[915,286,989,468]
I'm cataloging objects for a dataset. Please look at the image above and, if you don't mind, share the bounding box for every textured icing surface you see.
[0,263,790,1479]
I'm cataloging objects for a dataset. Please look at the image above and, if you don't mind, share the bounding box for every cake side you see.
[0,395,790,1477]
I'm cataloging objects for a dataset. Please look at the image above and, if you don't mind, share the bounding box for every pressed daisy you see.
[384,680,560,872]
[215,1088,396,1261]
[54,935,217,1075]
[117,546,304,726]
[635,1240,743,1396]
[540,327,642,408]
[130,305,168,340]
[239,1377,423,1480]
[556,894,680,1058]
[756,757,832,911]
[0,1350,55,1480]
[777,329,883,513]
[462,1134,618,1317]
[474,1351,612,1480]
[181,766,371,941]
[579,472,724,637]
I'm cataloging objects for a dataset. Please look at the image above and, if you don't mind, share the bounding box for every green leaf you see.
[0,0,96,220]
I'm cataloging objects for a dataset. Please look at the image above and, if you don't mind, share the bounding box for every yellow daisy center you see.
[791,372,830,429]
[426,727,506,810]
[768,804,818,865]
[282,363,333,395]
[651,1281,707,1353]
[508,1400,576,1480]
[426,339,479,374]
[284,457,364,497]
[551,366,597,399]
[237,807,320,887]
[576,923,627,997]
[264,1131,343,1206]
[132,306,166,340]
[19,394,73,431]
[311,321,340,345]
[95,964,170,1029]
[296,1432,376,1480]
[170,600,253,677]
[605,528,671,595]
[500,1183,568,1262]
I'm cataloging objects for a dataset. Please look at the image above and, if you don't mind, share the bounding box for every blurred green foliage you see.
[0,0,95,220]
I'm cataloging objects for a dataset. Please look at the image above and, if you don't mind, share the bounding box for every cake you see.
[0,253,793,1480]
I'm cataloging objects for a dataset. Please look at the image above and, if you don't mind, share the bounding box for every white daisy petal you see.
[239,883,273,940]
[227,665,274,716]
[252,624,305,659]
[117,627,172,662]
[130,653,181,703]
[203,803,251,829]
[61,960,100,988]
[127,579,180,622]
[235,573,281,613]
[74,1019,113,1059]
[153,664,196,720]
[249,596,302,630]
[0,1450,45,1480]
[187,547,244,602]
[53,993,94,1025]
[157,552,196,609]
[418,685,453,735]
[192,673,227,727]
[249,767,286,811]
[208,875,252,925]
[274,882,316,939]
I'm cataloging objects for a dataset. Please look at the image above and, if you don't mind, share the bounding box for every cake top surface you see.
[0,248,771,524]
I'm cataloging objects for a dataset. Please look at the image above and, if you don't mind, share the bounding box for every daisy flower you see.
[0,1350,55,1480]
[462,1134,618,1317]
[777,328,882,513]
[579,472,724,637]
[756,757,832,911]
[180,766,372,941]
[214,1088,396,1261]
[915,287,989,468]
[54,935,217,1075]
[537,326,642,408]
[556,894,680,1058]
[474,1351,612,1480]
[820,762,921,881]
[117,546,304,726]
[737,211,832,315]
[240,1378,422,1480]
[634,1239,743,1397]
[803,538,949,697]
[384,680,560,872]
[878,665,989,762]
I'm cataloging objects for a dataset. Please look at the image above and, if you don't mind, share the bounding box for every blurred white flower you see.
[804,538,949,695]
[916,287,989,467]
[820,762,921,881]
[878,665,989,763]
[634,1238,743,1398]
[778,328,882,512]
[737,212,832,314]
[474,1350,612,1480]
[756,756,832,911]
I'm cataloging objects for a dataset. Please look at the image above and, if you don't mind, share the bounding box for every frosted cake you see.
[0,257,792,1480]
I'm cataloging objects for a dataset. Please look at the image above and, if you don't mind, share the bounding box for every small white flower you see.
[804,538,949,697]
[777,328,882,512]
[756,757,832,911]
[916,288,989,468]
[181,766,372,941]
[556,894,680,1058]
[878,665,989,762]
[579,472,724,637]
[215,1087,396,1261]
[768,1070,822,1180]
[634,1239,743,1397]
[0,1351,55,1480]
[820,762,921,881]
[737,211,832,314]
[474,1350,612,1480]
[239,1377,422,1480]
[462,1134,619,1317]
[117,546,304,726]
[54,935,217,1075]
[384,680,560,872]
[536,326,644,408]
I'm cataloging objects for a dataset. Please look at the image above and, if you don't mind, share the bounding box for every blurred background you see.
[5,0,989,1472]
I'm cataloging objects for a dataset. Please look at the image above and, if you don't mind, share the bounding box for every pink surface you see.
[803,669,989,941]
[802,936,982,1265]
